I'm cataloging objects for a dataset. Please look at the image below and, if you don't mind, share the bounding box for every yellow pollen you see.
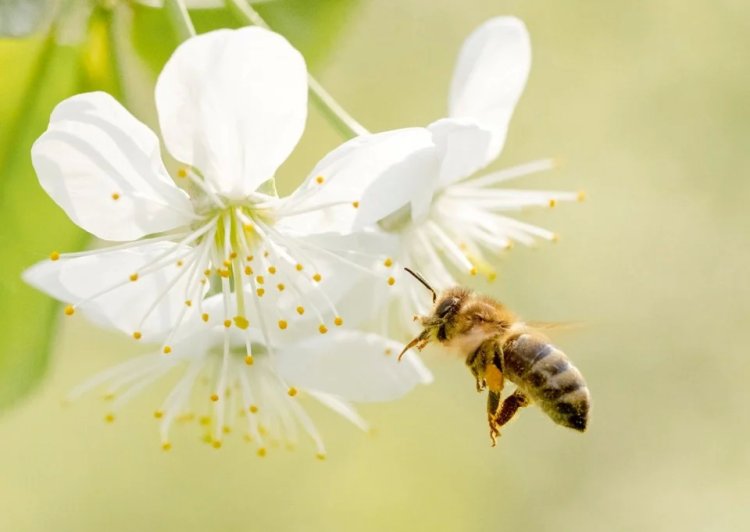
[469,267,478,276]
[549,198,557,208]
[234,316,249,330]
[577,190,586,202]
[334,316,343,326]
[245,355,254,366]
[278,320,288,330]
[552,233,560,243]
[256,288,265,297]
[387,277,395,286]
[244,266,253,275]
[163,345,172,354]
[263,251,269,258]
[223,259,231,268]
[316,453,326,461]
[49,251,60,261]
[219,269,231,278]
[202,313,209,322]
[185,300,192,307]
[162,442,172,451]
[296,306,305,315]
[104,413,115,423]
[256,275,265,284]
[385,348,393,356]
[210,393,219,402]
[64,305,75,316]
[319,324,328,334]
[111,193,120,200]
[132,331,142,340]
[204,269,212,277]
[243,223,254,232]
[200,279,206,285]
[257,447,267,457]
[277,283,285,292]
[315,176,324,185]
[488,272,497,282]
[202,434,212,444]
[212,440,222,449]
[223,319,232,328]
[154,410,163,419]
[176,260,183,267]
[229,251,237,259]
[268,266,276,275]
[313,273,322,282]
[295,263,303,271]
[287,387,298,397]
[223,426,231,434]
[199,416,211,426]
[249,405,259,414]
[384,258,393,267]
[177,167,188,178]
[129,273,138,282]
[352,201,359,208]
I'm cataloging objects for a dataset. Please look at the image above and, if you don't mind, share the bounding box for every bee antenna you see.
[403,267,437,304]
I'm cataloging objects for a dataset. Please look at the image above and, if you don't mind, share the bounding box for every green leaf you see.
[0,0,51,37]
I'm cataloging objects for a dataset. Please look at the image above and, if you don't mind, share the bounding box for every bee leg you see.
[495,390,530,428]
[466,346,487,392]
[487,389,502,446]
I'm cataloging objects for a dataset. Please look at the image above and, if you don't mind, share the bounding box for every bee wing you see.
[525,321,585,332]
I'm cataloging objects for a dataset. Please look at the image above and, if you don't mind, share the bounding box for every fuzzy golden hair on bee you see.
[399,267,591,445]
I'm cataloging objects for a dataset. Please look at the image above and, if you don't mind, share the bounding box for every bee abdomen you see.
[504,334,590,432]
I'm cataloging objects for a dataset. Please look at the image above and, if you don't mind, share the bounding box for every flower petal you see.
[155,27,307,198]
[275,330,432,402]
[31,92,194,241]
[427,118,493,189]
[448,17,531,162]
[23,242,204,340]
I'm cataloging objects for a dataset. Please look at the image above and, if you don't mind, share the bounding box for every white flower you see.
[291,17,583,328]
[24,27,394,357]
[66,296,432,456]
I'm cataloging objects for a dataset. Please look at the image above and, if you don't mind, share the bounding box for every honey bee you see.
[398,268,590,445]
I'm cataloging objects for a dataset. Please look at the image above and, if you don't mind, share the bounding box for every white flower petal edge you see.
[448,16,531,162]
[31,92,194,241]
[155,27,307,199]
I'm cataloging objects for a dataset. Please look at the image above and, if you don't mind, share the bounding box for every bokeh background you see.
[2,0,749,530]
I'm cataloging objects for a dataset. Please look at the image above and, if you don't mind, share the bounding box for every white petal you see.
[448,17,531,162]
[275,330,432,402]
[282,128,437,233]
[155,27,307,198]
[31,92,194,241]
[427,118,493,189]
[23,242,203,339]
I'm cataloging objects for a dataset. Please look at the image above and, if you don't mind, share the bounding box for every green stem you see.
[225,0,368,139]
[164,0,196,40]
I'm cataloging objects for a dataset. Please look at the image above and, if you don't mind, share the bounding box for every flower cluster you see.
[25,17,578,455]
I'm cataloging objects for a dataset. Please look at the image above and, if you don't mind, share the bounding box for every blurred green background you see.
[1,0,749,530]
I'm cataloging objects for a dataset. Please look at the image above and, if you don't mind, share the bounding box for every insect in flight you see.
[398,268,590,445]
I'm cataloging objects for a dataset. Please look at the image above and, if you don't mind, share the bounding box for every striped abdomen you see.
[503,333,590,431]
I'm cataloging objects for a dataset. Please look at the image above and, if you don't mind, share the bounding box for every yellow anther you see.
[129,273,138,282]
[229,251,237,259]
[459,242,468,250]
[352,201,359,208]
[243,434,253,443]
[334,316,343,326]
[488,272,497,282]
[223,259,231,267]
[243,223,254,232]
[245,355,254,366]
[244,265,253,275]
[549,198,557,208]
[219,269,231,278]
[176,260,184,267]
[551,233,560,243]
[104,413,115,423]
[296,306,305,315]
[295,263,304,271]
[277,283,285,292]
[199,279,206,285]
[287,387,298,397]
[177,167,188,178]
[111,193,120,200]
[387,277,396,286]
[223,425,231,434]
[319,324,328,334]
[278,320,288,330]
[256,275,265,285]
[268,266,277,275]
[257,447,267,457]
[212,440,222,449]
[384,258,393,268]
[263,251,269,258]
[201,313,209,322]
[316,452,326,461]
[154,410,164,419]
[223,319,232,328]
[210,393,219,402]
[313,273,322,282]
[256,288,265,297]
[204,269,212,277]
[132,331,142,340]
[103,392,115,400]
[577,190,586,202]
[199,416,211,426]
[202,434,213,444]
[315,176,324,185]
[49,251,60,261]
[64,305,75,316]
[246,255,254,262]
[234,316,249,330]
[384,348,393,356]
[249,405,259,414]
[162,442,172,451]
[469,267,478,276]
[185,300,192,307]
[163,345,172,354]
